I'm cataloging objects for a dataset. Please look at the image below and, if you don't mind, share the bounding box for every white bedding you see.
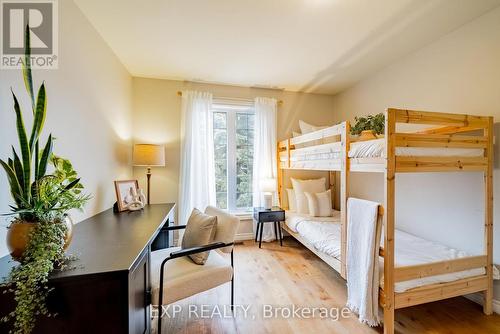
[280,149,341,169]
[286,160,341,170]
[285,212,499,292]
[382,229,500,292]
[280,143,341,168]
[280,152,340,162]
[297,221,342,259]
[285,210,341,232]
[285,211,342,259]
[349,138,484,158]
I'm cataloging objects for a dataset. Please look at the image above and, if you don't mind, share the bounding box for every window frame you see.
[212,102,255,214]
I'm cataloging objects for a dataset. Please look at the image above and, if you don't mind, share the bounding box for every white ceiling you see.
[75,0,500,95]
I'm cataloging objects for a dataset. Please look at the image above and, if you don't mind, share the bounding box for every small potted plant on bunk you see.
[350,113,385,141]
[0,27,90,334]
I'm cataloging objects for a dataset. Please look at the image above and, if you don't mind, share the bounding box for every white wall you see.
[132,77,336,234]
[0,1,133,256]
[332,7,500,299]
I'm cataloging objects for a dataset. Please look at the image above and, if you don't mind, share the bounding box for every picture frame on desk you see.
[114,179,140,212]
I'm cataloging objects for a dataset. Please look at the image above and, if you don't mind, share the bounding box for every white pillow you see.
[299,120,327,134]
[305,190,333,217]
[298,120,327,146]
[286,188,296,211]
[291,177,326,214]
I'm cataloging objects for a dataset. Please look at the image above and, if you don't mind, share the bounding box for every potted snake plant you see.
[0,26,90,334]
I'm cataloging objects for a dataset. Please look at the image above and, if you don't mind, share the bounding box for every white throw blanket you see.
[346,198,382,327]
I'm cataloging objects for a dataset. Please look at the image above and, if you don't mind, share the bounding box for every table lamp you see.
[133,144,165,205]
[260,178,277,210]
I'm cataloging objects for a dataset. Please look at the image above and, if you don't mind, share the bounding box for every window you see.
[213,101,254,213]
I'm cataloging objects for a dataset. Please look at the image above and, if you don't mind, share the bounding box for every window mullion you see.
[227,111,237,212]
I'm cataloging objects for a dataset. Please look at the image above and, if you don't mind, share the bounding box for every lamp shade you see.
[133,144,165,166]
[260,178,276,193]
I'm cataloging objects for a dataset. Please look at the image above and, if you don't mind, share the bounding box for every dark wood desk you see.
[0,203,175,334]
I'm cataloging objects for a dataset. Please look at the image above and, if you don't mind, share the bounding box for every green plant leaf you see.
[29,83,47,152]
[34,142,39,181]
[12,147,25,193]
[12,91,31,202]
[63,178,80,191]
[38,134,53,178]
[30,83,46,183]
[22,25,35,112]
[350,113,385,135]
[0,159,23,206]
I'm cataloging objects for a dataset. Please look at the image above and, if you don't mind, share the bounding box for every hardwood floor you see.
[154,238,500,334]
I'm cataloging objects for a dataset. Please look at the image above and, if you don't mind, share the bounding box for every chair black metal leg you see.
[259,222,264,248]
[157,305,161,334]
[158,268,164,334]
[230,249,234,311]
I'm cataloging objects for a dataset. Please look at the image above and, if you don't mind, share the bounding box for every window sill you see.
[231,212,253,220]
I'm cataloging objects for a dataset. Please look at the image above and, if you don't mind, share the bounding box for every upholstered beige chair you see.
[151,206,239,334]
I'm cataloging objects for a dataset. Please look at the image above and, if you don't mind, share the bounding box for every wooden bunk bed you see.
[352,108,494,334]
[276,109,494,334]
[277,121,349,278]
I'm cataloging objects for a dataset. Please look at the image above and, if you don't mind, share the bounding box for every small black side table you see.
[253,207,285,248]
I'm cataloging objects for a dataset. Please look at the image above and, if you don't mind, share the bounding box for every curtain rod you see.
[177,91,283,106]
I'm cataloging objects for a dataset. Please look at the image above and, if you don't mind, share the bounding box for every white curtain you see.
[252,97,278,242]
[178,91,216,228]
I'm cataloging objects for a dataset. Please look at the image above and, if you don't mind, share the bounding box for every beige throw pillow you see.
[304,190,333,217]
[291,177,326,214]
[286,188,296,211]
[181,208,218,265]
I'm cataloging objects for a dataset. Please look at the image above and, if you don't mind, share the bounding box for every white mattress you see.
[349,138,484,158]
[285,213,499,292]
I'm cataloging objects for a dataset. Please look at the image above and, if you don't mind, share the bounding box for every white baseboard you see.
[465,293,500,314]
[234,232,255,241]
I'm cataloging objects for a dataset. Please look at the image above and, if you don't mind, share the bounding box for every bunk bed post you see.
[383,109,396,334]
[483,116,494,315]
[287,138,292,169]
[340,121,350,279]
